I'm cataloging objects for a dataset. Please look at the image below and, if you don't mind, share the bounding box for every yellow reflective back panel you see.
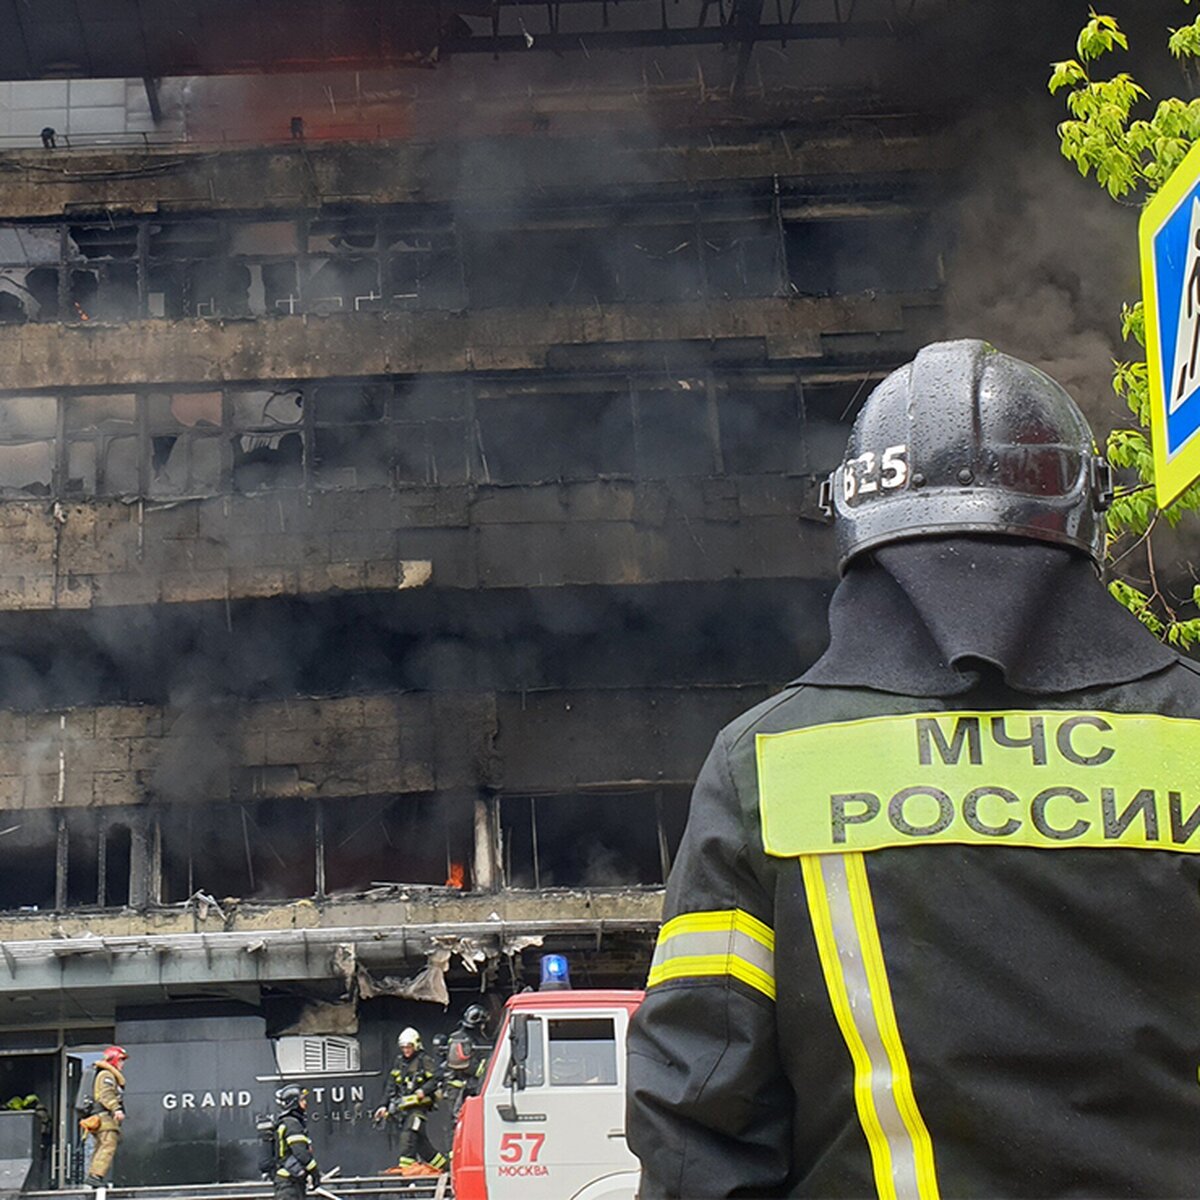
[756,710,1200,857]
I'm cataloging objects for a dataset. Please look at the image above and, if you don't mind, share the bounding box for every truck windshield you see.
[547,1017,618,1086]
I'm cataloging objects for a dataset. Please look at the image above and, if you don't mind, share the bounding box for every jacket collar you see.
[96,1061,125,1087]
[800,536,1177,697]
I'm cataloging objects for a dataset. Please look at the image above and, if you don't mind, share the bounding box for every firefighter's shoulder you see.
[720,681,920,756]
[1106,650,1200,714]
[1167,651,1200,687]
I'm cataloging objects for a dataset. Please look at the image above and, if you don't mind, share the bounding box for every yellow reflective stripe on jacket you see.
[647,908,775,1000]
[286,1134,311,1145]
[757,710,1200,857]
[659,907,774,948]
[802,852,939,1200]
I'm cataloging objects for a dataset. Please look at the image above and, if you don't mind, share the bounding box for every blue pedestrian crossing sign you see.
[1140,140,1200,507]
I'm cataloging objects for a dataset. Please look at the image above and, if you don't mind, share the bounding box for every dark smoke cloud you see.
[940,104,1138,431]
[924,2,1188,429]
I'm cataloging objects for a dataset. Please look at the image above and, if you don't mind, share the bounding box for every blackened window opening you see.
[0,367,892,502]
[0,195,939,324]
[0,815,55,911]
[499,787,688,889]
[102,823,131,908]
[321,794,472,895]
[159,799,316,903]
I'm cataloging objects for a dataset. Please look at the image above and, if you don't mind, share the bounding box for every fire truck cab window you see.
[526,1019,546,1087]
[547,1018,617,1087]
[498,1017,545,1090]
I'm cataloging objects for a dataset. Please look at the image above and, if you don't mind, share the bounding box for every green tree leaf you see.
[1049,59,1088,93]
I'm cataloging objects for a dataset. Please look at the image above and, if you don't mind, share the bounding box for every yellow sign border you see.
[1139,138,1200,507]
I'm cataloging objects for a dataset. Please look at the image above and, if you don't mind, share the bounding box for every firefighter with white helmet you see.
[374,1026,446,1173]
[627,340,1200,1196]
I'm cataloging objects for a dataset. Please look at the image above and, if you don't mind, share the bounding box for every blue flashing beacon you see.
[540,953,571,990]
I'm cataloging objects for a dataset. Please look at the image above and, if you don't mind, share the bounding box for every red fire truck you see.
[452,964,643,1200]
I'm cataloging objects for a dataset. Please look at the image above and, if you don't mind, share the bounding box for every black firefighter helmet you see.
[275,1084,307,1114]
[820,339,1113,572]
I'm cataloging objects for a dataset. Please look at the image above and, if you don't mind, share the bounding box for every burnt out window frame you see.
[63,217,141,325]
[0,396,58,499]
[310,382,392,490]
[0,191,936,326]
[61,395,143,499]
[471,377,637,485]
[383,206,462,311]
[302,210,384,316]
[780,205,942,298]
[154,792,474,907]
[716,374,810,477]
[228,386,308,494]
[157,798,319,905]
[0,806,144,915]
[317,792,474,897]
[497,786,687,891]
[0,362,860,503]
[147,390,228,498]
[0,221,62,324]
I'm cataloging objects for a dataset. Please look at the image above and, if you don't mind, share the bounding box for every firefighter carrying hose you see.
[373,1027,447,1173]
[627,339,1200,1198]
[272,1085,318,1199]
[81,1045,127,1188]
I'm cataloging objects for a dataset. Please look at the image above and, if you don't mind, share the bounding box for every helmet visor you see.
[993,446,1083,496]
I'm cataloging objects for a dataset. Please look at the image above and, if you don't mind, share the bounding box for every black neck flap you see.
[800,536,1178,697]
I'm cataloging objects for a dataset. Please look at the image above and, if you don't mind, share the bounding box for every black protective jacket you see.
[383,1051,438,1112]
[627,540,1200,1198]
[440,1026,490,1113]
[274,1111,317,1181]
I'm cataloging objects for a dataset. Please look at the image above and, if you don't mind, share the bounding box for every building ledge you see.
[0,129,945,220]
[0,475,833,611]
[0,295,937,392]
[0,889,665,997]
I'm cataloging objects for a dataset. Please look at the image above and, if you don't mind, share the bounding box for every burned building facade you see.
[0,10,950,1184]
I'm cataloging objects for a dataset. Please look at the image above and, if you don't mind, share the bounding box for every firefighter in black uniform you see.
[626,339,1200,1198]
[373,1027,447,1172]
[440,1004,491,1119]
[271,1085,318,1199]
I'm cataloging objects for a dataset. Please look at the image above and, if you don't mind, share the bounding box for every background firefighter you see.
[83,1046,127,1188]
[626,339,1200,1198]
[373,1027,446,1173]
[272,1085,318,1200]
[439,1004,491,1118]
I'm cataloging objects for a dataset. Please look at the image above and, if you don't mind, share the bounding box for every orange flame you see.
[445,862,465,889]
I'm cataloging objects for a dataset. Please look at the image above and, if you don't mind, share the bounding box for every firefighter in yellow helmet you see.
[627,340,1200,1197]
[84,1046,127,1187]
[373,1027,446,1173]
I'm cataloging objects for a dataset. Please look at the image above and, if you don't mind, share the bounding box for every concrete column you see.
[128,814,153,910]
[472,796,497,892]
